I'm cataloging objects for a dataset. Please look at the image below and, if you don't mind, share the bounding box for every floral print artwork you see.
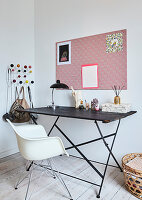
[106,32,123,53]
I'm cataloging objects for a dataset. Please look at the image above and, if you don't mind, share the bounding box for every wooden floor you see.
[0,153,138,200]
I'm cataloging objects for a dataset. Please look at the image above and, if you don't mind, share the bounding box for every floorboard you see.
[0,153,137,200]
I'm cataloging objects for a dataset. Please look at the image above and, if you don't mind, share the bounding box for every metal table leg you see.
[95,119,122,198]
[95,120,122,172]
[48,116,60,136]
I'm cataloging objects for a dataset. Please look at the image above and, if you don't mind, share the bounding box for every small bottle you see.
[79,100,84,109]
[85,100,89,110]
[114,96,120,105]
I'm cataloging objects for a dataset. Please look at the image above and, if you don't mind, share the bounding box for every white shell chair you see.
[6,119,73,200]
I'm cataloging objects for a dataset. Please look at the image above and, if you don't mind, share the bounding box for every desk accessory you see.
[91,98,99,111]
[71,86,82,108]
[49,80,69,109]
[102,103,131,113]
[112,85,124,105]
[85,100,89,110]
[79,100,84,109]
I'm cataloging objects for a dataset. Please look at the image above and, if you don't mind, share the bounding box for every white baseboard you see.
[0,147,19,159]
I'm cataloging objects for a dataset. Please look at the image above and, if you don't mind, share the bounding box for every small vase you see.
[114,96,120,105]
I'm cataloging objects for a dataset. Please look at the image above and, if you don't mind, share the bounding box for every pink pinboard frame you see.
[81,64,99,89]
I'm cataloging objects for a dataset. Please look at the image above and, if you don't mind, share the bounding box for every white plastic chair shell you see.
[6,119,68,161]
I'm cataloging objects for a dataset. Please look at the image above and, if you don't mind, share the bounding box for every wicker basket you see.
[122,153,142,199]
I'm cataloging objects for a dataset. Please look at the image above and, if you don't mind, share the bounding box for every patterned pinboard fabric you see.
[56,29,127,90]
[106,32,123,53]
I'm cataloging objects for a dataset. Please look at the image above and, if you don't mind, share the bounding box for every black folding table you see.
[19,106,136,198]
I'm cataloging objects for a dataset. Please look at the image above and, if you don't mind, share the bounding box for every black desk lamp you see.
[49,80,69,109]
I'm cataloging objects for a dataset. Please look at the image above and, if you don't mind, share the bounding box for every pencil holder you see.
[114,95,120,105]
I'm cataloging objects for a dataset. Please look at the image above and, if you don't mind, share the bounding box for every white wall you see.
[35,0,142,164]
[0,0,35,158]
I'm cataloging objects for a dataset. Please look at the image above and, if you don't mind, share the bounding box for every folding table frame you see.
[22,107,136,198]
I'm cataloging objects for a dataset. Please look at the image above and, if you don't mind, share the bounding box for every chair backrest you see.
[7,119,18,133]
[6,119,47,138]
[6,119,31,159]
[6,119,68,161]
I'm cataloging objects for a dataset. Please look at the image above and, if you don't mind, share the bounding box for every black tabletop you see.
[18,106,136,123]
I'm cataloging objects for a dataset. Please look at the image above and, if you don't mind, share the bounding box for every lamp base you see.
[47,105,59,110]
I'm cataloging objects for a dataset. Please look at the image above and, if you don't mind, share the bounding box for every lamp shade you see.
[50,80,69,89]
